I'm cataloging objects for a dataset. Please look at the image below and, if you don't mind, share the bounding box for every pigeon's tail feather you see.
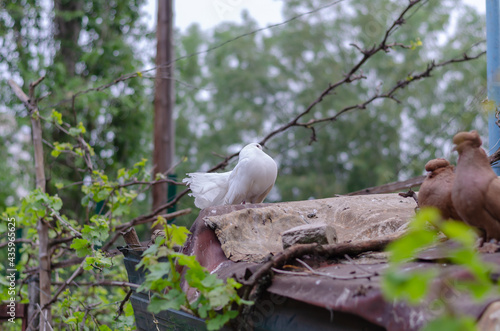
[182,172,231,209]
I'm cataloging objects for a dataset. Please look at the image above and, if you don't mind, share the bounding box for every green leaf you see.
[96,189,110,202]
[51,149,61,157]
[133,158,147,168]
[50,109,63,124]
[155,173,166,180]
[386,208,442,263]
[440,221,477,247]
[77,121,87,134]
[169,224,190,246]
[381,268,437,304]
[421,315,476,331]
[387,229,436,263]
[112,203,130,216]
[117,168,127,179]
[481,98,497,115]
[51,195,63,211]
[70,238,93,257]
[81,215,109,245]
[147,290,186,314]
[152,215,166,229]
[206,310,238,331]
[144,262,171,282]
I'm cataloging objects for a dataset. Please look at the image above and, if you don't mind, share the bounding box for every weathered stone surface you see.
[281,223,337,249]
[204,208,307,262]
[204,193,417,262]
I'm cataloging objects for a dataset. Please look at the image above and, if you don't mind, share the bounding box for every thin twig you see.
[297,258,378,280]
[114,289,133,321]
[0,238,34,248]
[343,254,377,274]
[42,262,84,310]
[48,206,83,237]
[52,281,139,288]
[36,303,54,331]
[399,188,419,206]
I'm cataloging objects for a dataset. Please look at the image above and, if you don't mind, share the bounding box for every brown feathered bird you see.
[451,130,500,241]
[419,158,462,221]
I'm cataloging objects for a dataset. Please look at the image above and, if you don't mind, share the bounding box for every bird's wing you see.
[224,158,252,205]
[485,177,500,219]
[183,172,231,209]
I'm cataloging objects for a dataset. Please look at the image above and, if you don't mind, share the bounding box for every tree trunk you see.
[153,0,175,215]
[8,78,51,329]
[53,0,83,76]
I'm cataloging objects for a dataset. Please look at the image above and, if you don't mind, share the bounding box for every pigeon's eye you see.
[257,144,262,149]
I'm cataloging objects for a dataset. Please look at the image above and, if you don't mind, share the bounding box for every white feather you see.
[183,143,278,209]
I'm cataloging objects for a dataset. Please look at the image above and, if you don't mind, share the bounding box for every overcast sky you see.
[144,0,486,31]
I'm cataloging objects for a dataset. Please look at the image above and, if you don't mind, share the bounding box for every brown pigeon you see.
[418,158,462,221]
[451,130,500,241]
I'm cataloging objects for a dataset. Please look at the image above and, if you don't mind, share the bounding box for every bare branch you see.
[114,289,133,321]
[52,281,139,288]
[48,206,83,237]
[0,238,34,248]
[42,262,84,310]
[347,175,426,196]
[489,147,500,165]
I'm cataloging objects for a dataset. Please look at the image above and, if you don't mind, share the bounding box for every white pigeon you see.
[182,143,278,209]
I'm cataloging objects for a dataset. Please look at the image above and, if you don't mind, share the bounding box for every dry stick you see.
[27,250,127,275]
[271,260,377,280]
[348,175,426,196]
[295,257,377,280]
[115,289,133,321]
[243,238,391,288]
[489,147,500,165]
[36,304,54,331]
[342,254,378,275]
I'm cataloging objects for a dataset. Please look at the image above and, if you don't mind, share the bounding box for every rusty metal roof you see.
[176,203,500,331]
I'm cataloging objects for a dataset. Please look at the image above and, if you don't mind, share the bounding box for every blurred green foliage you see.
[382,208,496,330]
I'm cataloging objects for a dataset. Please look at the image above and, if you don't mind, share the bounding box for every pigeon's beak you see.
[452,145,457,152]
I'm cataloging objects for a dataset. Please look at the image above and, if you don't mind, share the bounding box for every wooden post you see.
[121,228,142,249]
[152,0,175,214]
[8,77,51,329]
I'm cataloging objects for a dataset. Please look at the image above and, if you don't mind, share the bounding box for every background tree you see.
[174,0,486,211]
[0,0,154,219]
